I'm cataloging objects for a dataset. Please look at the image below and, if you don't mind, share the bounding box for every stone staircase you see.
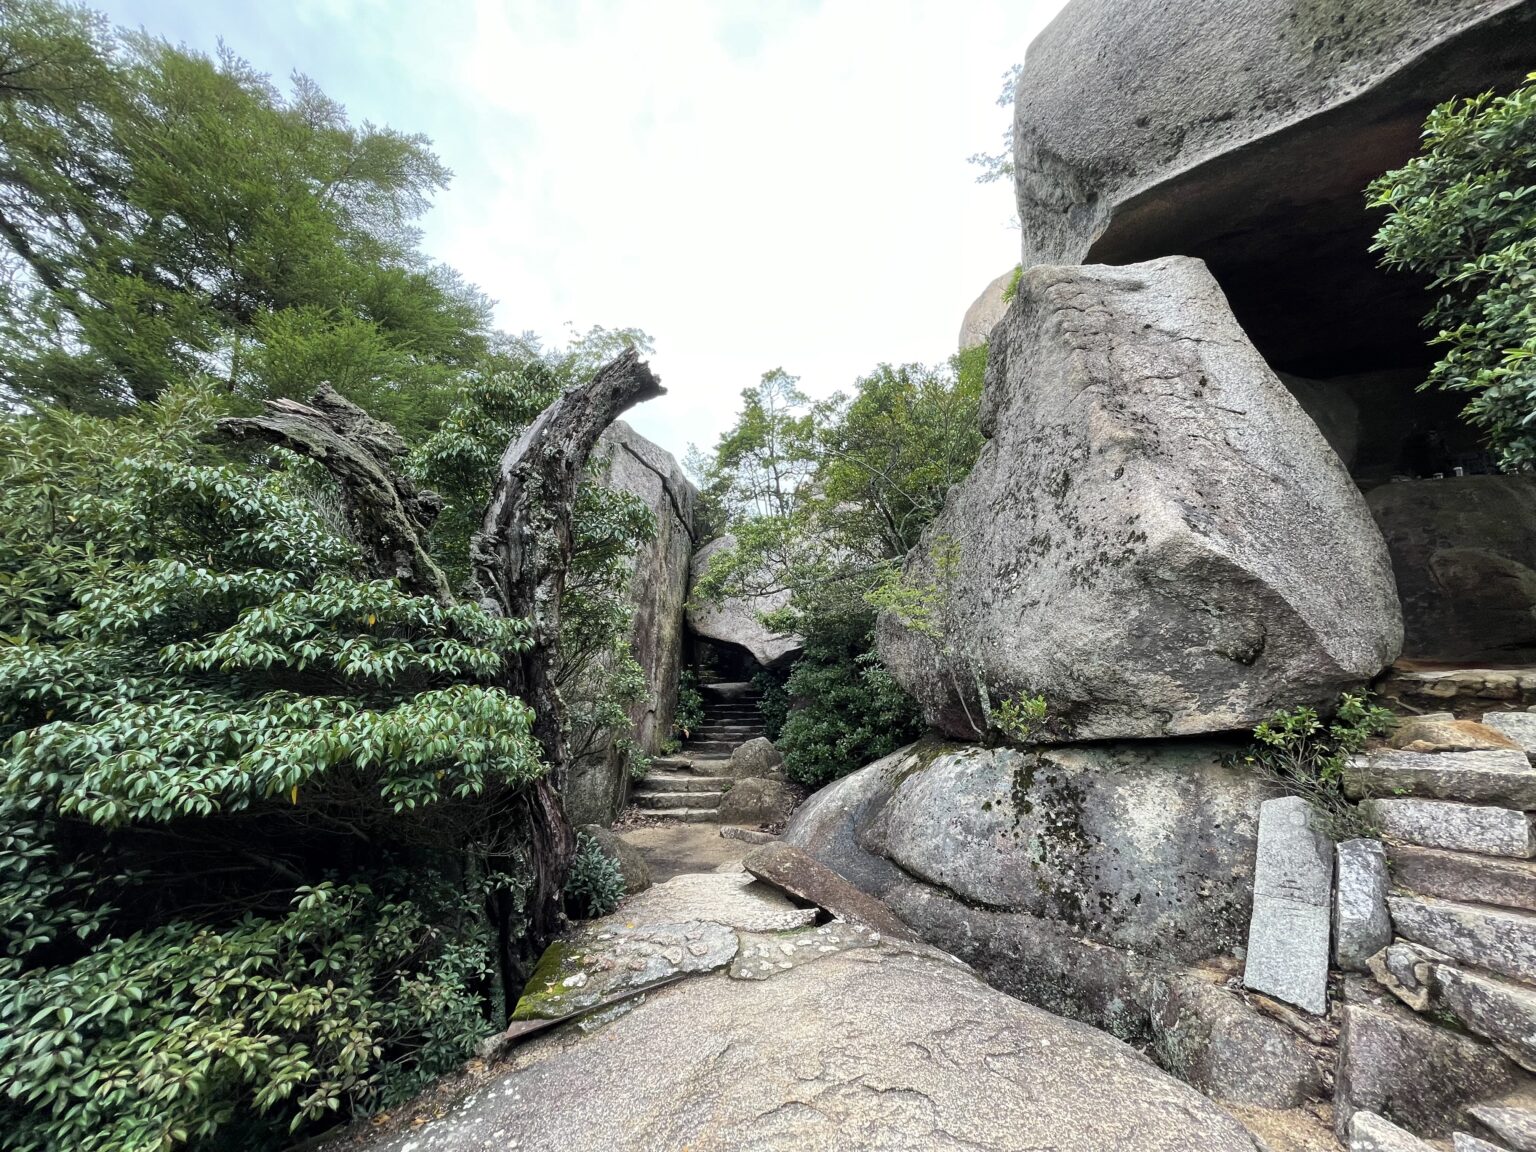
[628,682,766,823]
[1340,709,1536,1148]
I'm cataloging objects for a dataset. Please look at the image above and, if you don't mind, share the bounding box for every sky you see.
[92,0,1068,463]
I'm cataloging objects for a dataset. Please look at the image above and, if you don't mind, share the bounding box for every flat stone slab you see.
[1434,963,1536,1073]
[1244,796,1333,1014]
[1469,1103,1536,1152]
[1387,843,1536,913]
[728,921,879,981]
[743,841,918,942]
[511,919,737,1020]
[1389,716,1522,753]
[1349,1111,1435,1151]
[1389,894,1536,986]
[323,947,1266,1152]
[1348,749,1536,809]
[1483,711,1536,754]
[1367,798,1535,858]
[616,871,817,933]
[1335,839,1391,972]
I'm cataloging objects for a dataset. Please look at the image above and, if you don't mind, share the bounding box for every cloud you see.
[95,0,1068,461]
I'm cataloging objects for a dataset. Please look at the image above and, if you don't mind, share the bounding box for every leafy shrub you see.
[1229,693,1395,839]
[991,695,1047,745]
[773,611,924,788]
[0,395,545,1150]
[673,670,706,741]
[563,833,625,920]
[751,667,792,741]
[1370,74,1536,468]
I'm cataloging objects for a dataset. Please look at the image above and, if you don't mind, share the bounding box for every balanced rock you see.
[877,257,1401,741]
[687,535,803,668]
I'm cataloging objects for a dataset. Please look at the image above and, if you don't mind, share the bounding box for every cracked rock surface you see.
[334,944,1263,1152]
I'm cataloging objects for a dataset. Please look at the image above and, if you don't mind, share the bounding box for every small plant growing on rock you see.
[1230,693,1395,840]
[563,834,626,920]
[992,694,1048,745]
[672,670,705,742]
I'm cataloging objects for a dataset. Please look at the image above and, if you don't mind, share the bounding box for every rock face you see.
[782,740,1325,1106]
[717,777,796,828]
[877,257,1402,741]
[957,266,1016,351]
[337,946,1267,1152]
[1013,0,1532,376]
[1367,477,1536,664]
[1243,797,1334,1014]
[725,736,785,779]
[566,422,697,826]
[687,535,803,668]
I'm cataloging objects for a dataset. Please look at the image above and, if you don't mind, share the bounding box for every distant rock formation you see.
[957,266,1015,351]
[565,421,697,826]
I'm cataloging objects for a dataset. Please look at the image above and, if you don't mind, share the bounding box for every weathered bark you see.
[218,386,453,602]
[469,350,665,972]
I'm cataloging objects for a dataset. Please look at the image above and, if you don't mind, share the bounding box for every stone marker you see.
[1366,798,1535,858]
[1386,843,1536,913]
[1388,895,1536,986]
[1243,796,1333,1014]
[1349,1111,1435,1151]
[1434,963,1536,1073]
[1335,839,1391,971]
[1348,749,1536,809]
[1469,1103,1536,1152]
[1485,710,1536,755]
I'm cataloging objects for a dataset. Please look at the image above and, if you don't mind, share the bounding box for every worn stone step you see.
[634,772,733,793]
[1365,797,1535,858]
[1349,749,1536,809]
[1468,1101,1536,1152]
[1433,963,1536,1073]
[649,755,693,771]
[689,726,765,739]
[1483,711,1536,755]
[1388,894,1536,986]
[1387,844,1536,913]
[630,790,723,811]
[632,806,720,824]
[683,740,736,755]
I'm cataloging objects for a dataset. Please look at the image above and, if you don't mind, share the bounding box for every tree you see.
[967,63,1022,185]
[1369,74,1536,468]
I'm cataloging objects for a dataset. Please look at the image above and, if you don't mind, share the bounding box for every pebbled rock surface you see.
[327,946,1267,1152]
[687,535,803,668]
[616,871,816,934]
[877,258,1401,741]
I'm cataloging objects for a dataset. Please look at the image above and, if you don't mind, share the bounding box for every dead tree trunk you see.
[217,386,453,602]
[218,351,665,1006]
[468,349,664,985]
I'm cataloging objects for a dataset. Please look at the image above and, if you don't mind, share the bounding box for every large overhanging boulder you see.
[687,535,803,668]
[877,257,1402,742]
[1014,0,1533,378]
[957,266,1016,352]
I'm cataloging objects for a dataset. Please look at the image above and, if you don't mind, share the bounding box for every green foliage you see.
[991,695,1047,745]
[672,670,705,741]
[1230,694,1395,839]
[0,0,489,430]
[751,668,791,741]
[1369,74,1536,468]
[1001,265,1023,303]
[772,611,924,788]
[0,395,545,1150]
[562,833,624,920]
[967,64,1022,185]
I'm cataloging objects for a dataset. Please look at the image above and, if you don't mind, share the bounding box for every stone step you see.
[1349,749,1536,809]
[702,712,762,723]
[1468,1101,1536,1152]
[650,755,693,771]
[634,772,734,793]
[1483,711,1536,755]
[1365,797,1535,858]
[683,740,737,755]
[630,790,723,811]
[633,806,720,824]
[1387,844,1536,913]
[689,725,765,737]
[1434,963,1536,1073]
[1388,894,1536,987]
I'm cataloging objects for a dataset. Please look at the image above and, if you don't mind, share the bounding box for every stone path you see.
[628,681,764,822]
[320,845,1270,1152]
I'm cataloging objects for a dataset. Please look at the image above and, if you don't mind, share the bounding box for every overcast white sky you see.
[94,0,1067,462]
